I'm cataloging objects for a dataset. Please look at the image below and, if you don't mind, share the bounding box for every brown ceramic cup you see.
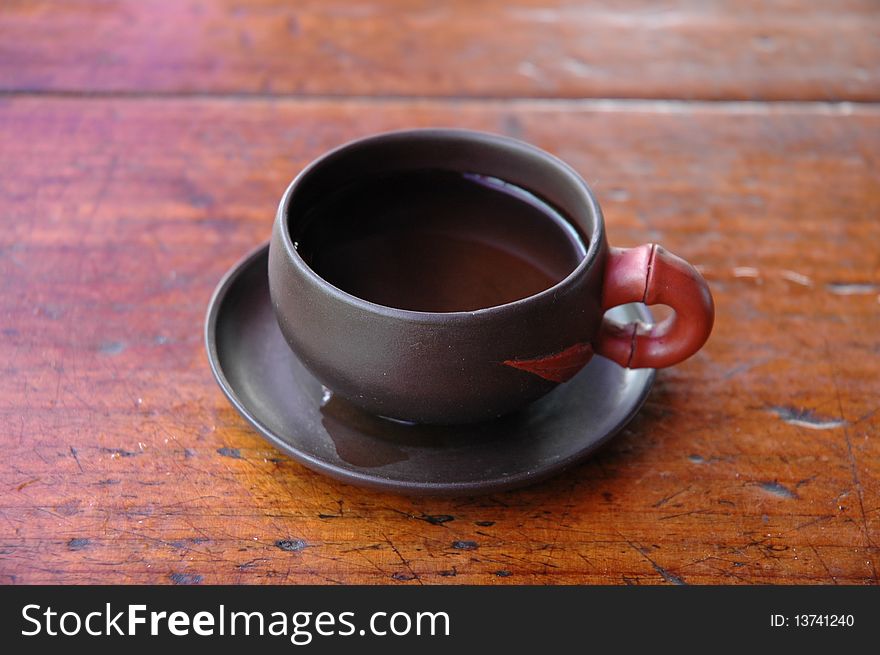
[268,129,714,424]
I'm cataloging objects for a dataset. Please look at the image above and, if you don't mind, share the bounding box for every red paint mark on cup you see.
[503,342,594,383]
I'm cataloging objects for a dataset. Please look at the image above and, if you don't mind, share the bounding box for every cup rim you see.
[276,127,605,321]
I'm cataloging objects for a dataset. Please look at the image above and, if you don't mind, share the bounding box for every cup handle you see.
[595,244,714,369]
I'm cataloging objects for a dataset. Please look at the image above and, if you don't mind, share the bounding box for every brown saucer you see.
[205,244,656,495]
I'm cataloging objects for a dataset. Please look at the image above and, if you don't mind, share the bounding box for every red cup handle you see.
[595,244,714,369]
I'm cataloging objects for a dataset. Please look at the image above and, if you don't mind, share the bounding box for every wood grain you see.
[1,96,878,584]
[2,0,879,100]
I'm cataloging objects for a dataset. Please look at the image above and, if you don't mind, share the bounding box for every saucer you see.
[205,244,656,495]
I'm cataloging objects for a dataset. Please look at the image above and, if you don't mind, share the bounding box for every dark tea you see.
[295,169,587,312]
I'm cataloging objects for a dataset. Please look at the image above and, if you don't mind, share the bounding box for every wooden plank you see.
[1,0,879,100]
[1,97,878,584]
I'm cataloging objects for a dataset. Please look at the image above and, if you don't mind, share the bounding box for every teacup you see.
[268,129,714,424]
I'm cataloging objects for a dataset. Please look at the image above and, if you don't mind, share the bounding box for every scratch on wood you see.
[809,545,838,584]
[275,539,308,552]
[15,477,41,491]
[659,509,713,521]
[100,447,139,458]
[452,540,478,550]
[825,282,879,295]
[826,340,879,583]
[382,532,422,585]
[652,486,690,507]
[758,481,799,499]
[418,514,455,526]
[767,406,847,430]
[69,446,83,472]
[216,447,242,459]
[621,534,687,585]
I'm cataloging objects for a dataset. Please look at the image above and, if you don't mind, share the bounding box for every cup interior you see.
[281,130,603,313]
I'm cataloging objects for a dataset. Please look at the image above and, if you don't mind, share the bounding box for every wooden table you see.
[1,1,878,585]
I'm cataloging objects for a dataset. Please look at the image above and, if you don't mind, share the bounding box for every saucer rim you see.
[205,242,657,495]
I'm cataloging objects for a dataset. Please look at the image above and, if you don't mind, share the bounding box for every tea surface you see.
[297,170,586,312]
